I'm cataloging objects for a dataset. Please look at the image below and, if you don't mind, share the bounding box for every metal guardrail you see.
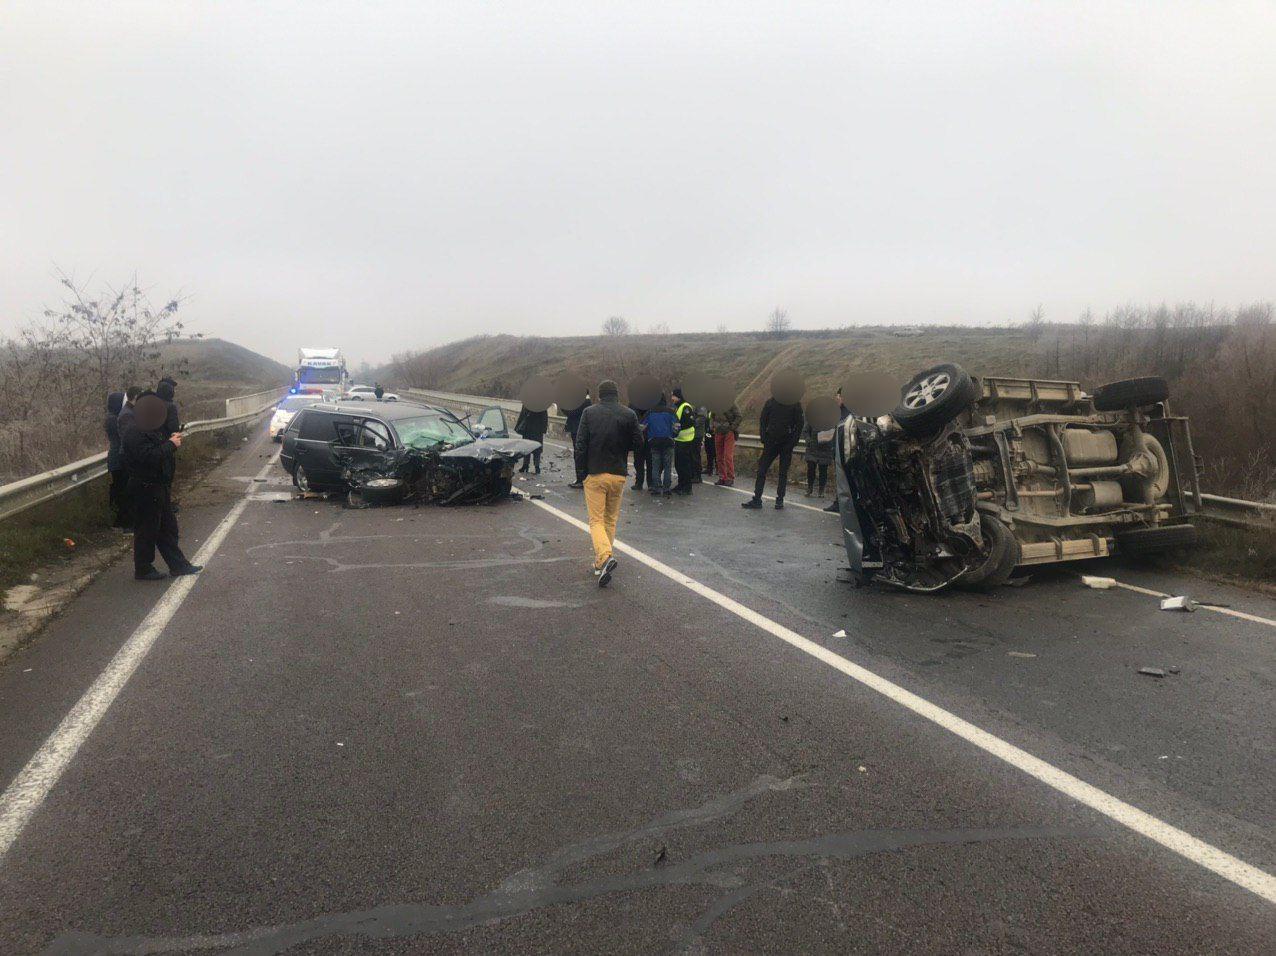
[404,386,1276,526]
[1198,493,1276,529]
[226,387,288,418]
[0,389,287,523]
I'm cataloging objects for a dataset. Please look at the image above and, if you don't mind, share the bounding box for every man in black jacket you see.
[574,380,643,586]
[742,396,804,510]
[514,403,548,474]
[122,393,202,581]
[155,377,182,438]
[105,391,129,529]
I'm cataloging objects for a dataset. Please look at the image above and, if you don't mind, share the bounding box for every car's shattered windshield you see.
[395,414,473,450]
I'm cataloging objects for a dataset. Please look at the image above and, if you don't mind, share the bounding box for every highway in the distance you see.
[0,424,1273,953]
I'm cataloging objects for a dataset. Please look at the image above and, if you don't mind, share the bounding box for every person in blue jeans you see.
[642,396,677,496]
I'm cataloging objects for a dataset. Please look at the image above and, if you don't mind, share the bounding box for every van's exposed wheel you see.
[893,363,978,437]
[1094,377,1169,411]
[1116,523,1197,556]
[958,516,1020,589]
[292,464,310,491]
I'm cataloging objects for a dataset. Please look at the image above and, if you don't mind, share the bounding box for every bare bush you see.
[765,308,790,338]
[602,316,630,336]
[0,274,190,482]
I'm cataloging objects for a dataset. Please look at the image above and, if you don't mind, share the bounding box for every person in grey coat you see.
[803,420,835,496]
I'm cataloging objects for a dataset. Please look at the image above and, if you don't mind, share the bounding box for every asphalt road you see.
[0,426,1273,953]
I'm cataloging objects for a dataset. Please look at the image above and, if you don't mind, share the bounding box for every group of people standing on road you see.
[104,378,202,583]
[520,379,844,588]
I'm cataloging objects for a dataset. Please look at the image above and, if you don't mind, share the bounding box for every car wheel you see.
[893,363,978,437]
[293,464,312,492]
[359,477,406,505]
[958,515,1019,589]
[1115,523,1197,556]
[1093,377,1169,411]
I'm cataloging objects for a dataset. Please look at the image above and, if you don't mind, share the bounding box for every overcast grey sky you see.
[2,2,1273,366]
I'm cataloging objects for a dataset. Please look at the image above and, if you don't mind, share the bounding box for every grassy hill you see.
[151,338,292,422]
[384,321,1276,499]
[382,327,1047,418]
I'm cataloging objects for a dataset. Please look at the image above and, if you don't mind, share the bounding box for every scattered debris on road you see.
[1007,651,1037,658]
[1159,595,1198,612]
[833,628,847,637]
[1082,576,1118,589]
[1138,667,1167,678]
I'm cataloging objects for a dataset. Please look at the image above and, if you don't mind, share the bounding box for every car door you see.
[474,406,508,438]
[293,411,345,485]
[326,415,392,476]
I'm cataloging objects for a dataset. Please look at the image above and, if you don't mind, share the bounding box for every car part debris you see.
[1081,576,1118,589]
[1138,667,1167,678]
[1159,595,1198,612]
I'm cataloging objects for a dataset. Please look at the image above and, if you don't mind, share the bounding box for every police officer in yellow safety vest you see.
[670,386,697,496]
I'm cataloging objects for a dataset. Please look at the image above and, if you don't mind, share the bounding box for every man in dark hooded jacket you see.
[122,392,201,581]
[105,391,130,528]
[514,403,548,474]
[156,377,181,438]
[742,396,804,510]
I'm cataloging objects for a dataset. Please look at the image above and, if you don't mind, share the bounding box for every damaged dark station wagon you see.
[280,401,539,505]
[835,365,1201,592]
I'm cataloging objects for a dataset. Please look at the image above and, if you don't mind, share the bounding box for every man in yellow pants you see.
[574,379,645,586]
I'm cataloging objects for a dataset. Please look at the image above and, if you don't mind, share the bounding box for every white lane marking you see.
[710,478,834,514]
[1095,577,1276,630]
[532,497,1276,904]
[0,453,278,860]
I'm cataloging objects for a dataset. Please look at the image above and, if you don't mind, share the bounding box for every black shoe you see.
[823,501,839,513]
[170,564,203,576]
[534,468,541,475]
[674,488,692,496]
[134,568,167,581]
[649,488,661,495]
[741,498,763,510]
[775,499,785,510]
[596,556,618,588]
[568,481,584,489]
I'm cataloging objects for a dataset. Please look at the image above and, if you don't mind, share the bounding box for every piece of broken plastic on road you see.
[1081,575,1117,590]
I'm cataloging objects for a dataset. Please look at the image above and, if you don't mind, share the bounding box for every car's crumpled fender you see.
[441,438,541,462]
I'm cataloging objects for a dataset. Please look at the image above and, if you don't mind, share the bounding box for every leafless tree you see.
[0,273,191,480]
[715,323,729,334]
[765,307,790,338]
[602,315,630,336]
[647,322,671,336]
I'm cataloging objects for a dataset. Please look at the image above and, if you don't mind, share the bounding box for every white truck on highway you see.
[293,347,347,396]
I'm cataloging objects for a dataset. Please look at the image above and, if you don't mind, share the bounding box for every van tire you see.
[959,516,1020,589]
[1094,377,1169,411]
[293,464,312,492]
[893,364,978,437]
[1116,523,1197,555]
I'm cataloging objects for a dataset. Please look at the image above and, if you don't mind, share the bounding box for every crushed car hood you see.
[440,438,541,461]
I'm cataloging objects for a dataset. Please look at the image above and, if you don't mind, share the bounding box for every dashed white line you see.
[532,496,1276,905]
[0,453,279,860]
[1095,578,1276,630]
